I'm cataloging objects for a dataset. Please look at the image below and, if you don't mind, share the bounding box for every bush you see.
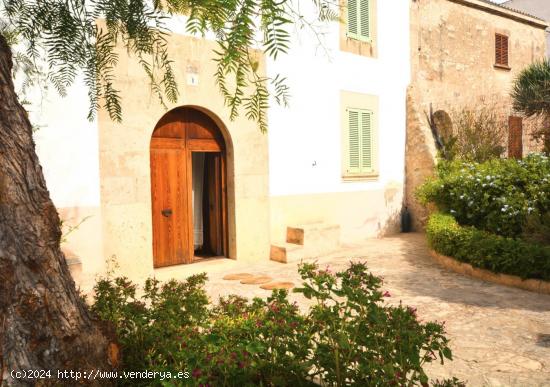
[427,213,550,280]
[450,105,506,162]
[428,104,507,162]
[92,263,460,386]
[523,211,550,246]
[417,153,550,238]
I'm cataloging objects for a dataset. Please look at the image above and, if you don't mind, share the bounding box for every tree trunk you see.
[0,34,114,385]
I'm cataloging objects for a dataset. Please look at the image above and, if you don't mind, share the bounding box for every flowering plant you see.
[417,153,550,238]
[92,263,459,386]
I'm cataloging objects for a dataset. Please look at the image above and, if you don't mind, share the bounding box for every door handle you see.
[161,209,173,217]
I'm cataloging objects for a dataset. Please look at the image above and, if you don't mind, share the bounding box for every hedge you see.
[417,154,550,238]
[427,213,550,281]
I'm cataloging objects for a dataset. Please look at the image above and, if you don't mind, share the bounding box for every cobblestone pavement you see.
[164,233,550,386]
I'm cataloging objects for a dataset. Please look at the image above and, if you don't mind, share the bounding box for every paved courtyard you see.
[155,233,550,386]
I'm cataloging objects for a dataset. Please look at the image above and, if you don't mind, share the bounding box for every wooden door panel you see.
[150,139,190,267]
[151,107,228,265]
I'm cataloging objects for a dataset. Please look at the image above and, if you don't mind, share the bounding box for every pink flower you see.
[192,368,202,378]
[383,291,391,297]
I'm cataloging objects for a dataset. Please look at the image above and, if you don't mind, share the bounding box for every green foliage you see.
[512,58,550,118]
[451,105,506,162]
[417,154,550,238]
[523,211,550,246]
[427,109,456,161]
[294,262,453,386]
[427,213,550,280]
[92,263,459,386]
[511,58,550,152]
[1,0,333,131]
[428,104,507,162]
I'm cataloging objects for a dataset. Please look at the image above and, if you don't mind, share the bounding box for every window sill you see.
[494,63,511,71]
[345,35,373,44]
[342,173,379,182]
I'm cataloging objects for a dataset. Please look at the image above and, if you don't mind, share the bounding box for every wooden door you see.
[150,138,191,267]
[151,107,228,266]
[203,153,224,256]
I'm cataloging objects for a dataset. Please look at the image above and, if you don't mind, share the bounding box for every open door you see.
[150,107,227,268]
[150,138,191,267]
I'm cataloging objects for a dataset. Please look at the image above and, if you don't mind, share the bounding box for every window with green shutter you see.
[346,108,374,175]
[347,0,371,42]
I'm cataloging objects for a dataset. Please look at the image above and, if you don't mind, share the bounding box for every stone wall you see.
[97,34,271,281]
[406,0,548,230]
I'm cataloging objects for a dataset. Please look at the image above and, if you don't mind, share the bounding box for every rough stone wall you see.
[406,0,548,230]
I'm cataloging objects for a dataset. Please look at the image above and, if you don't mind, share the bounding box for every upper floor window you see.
[347,0,371,42]
[495,33,509,68]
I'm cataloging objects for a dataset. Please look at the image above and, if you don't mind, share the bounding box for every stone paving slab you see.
[165,233,550,386]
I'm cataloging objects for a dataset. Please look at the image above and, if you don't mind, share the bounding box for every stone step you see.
[271,223,341,264]
[286,222,340,252]
[269,243,304,264]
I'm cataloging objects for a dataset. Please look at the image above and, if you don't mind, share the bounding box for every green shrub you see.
[523,211,550,246]
[417,154,550,238]
[92,263,460,386]
[427,213,550,280]
[451,104,506,162]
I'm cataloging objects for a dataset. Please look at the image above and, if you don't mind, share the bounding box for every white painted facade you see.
[267,1,410,196]
[24,0,411,285]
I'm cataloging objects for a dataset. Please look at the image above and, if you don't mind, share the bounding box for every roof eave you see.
[448,0,549,29]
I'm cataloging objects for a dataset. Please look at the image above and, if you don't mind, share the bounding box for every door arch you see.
[150,107,228,268]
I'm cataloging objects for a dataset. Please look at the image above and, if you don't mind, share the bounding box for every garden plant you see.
[92,262,462,386]
[418,154,550,280]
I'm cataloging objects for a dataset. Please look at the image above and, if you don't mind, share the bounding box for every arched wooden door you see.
[150,107,227,268]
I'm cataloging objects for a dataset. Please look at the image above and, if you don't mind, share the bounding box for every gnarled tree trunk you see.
[0,34,113,385]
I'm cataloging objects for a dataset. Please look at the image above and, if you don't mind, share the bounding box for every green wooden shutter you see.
[359,0,370,40]
[360,111,373,171]
[346,108,374,175]
[347,0,359,39]
[347,0,371,42]
[348,109,361,173]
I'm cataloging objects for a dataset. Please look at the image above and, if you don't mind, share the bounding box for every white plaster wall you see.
[29,1,410,205]
[30,79,101,208]
[267,0,411,196]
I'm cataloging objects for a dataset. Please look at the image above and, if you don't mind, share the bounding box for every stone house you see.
[27,0,546,287]
[405,0,548,230]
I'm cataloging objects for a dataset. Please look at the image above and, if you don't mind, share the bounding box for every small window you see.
[345,108,374,176]
[347,0,371,42]
[495,33,509,68]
